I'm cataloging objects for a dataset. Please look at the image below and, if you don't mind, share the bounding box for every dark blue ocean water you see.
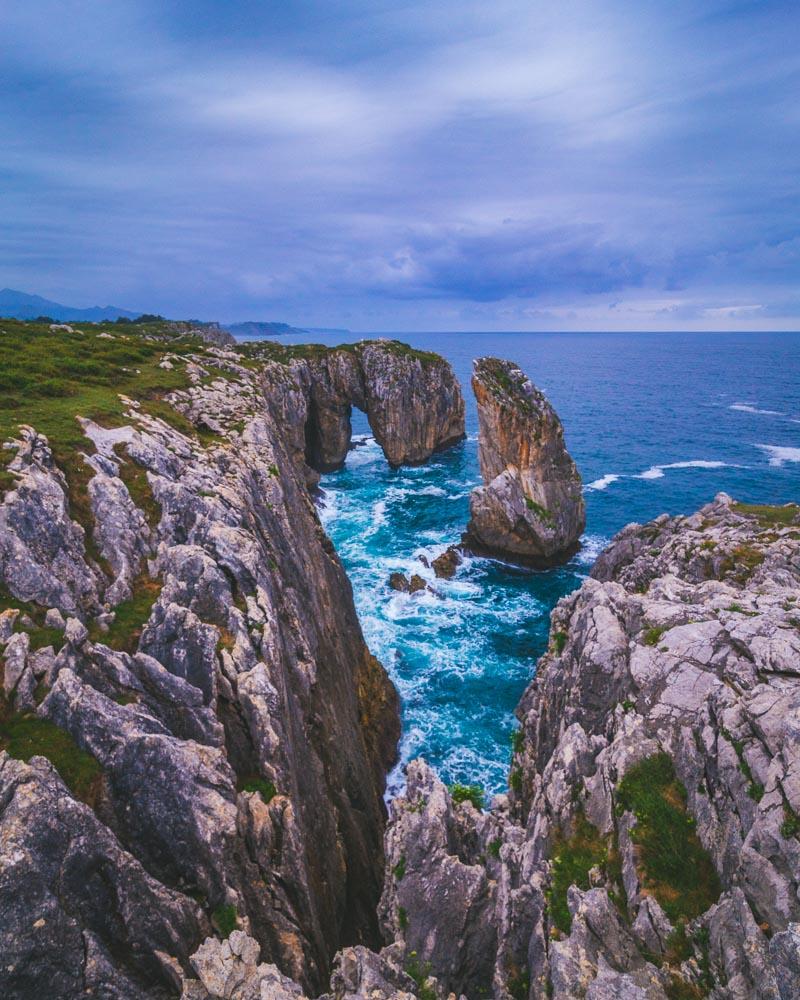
[251,332,800,794]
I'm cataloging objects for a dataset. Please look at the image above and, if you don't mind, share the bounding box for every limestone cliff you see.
[0,338,449,997]
[465,357,585,566]
[375,494,800,999]
[253,340,465,473]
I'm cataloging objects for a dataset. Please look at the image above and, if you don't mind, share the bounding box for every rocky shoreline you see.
[1,326,798,999]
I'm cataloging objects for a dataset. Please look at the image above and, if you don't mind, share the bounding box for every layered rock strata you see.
[465,357,584,567]
[0,342,426,997]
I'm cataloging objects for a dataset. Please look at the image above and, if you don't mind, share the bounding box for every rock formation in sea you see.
[276,340,465,474]
[465,357,585,567]
[0,335,462,998]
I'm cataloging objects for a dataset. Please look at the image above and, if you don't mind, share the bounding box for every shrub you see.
[643,625,668,646]
[553,630,568,654]
[212,904,238,938]
[449,782,485,810]
[547,814,608,934]
[238,775,277,802]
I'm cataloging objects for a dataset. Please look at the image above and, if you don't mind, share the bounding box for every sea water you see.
[244,331,800,795]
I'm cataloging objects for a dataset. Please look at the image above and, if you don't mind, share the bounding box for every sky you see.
[1,0,798,331]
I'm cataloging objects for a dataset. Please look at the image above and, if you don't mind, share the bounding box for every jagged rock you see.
[379,761,497,997]
[44,607,66,630]
[431,547,461,579]
[464,357,585,566]
[389,573,428,594]
[384,494,800,998]
[0,754,205,999]
[287,341,465,472]
[181,932,307,999]
[0,428,99,612]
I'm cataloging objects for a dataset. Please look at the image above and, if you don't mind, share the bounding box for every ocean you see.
[245,331,800,795]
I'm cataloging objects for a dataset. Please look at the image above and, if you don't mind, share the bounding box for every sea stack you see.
[465,357,585,566]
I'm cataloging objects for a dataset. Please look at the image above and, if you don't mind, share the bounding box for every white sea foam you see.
[755,444,800,466]
[637,460,728,480]
[730,403,783,416]
[576,534,611,566]
[585,473,621,491]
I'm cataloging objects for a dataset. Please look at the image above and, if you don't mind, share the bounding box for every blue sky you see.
[1,0,798,330]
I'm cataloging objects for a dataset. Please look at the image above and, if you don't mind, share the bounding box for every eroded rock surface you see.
[285,340,465,472]
[0,343,412,997]
[377,494,800,999]
[465,357,584,566]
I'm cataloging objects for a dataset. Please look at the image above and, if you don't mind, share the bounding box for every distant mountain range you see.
[0,288,140,322]
[0,288,347,338]
[223,320,309,338]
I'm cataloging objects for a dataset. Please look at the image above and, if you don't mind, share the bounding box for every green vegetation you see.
[721,728,763,801]
[211,904,238,938]
[525,497,554,524]
[0,319,219,565]
[547,814,609,934]
[405,953,436,1000]
[90,575,161,653]
[449,782,485,810]
[507,968,530,1000]
[616,754,721,922]
[488,838,502,859]
[238,775,277,802]
[720,543,765,582]
[643,624,668,646]
[114,448,160,529]
[509,767,523,793]
[780,805,800,839]
[0,586,65,652]
[392,855,407,880]
[398,906,408,931]
[511,727,525,754]
[552,630,568,654]
[0,704,102,804]
[732,502,800,528]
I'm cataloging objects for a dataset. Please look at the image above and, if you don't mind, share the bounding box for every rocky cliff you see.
[0,332,469,997]
[246,339,465,474]
[373,494,800,999]
[465,357,584,567]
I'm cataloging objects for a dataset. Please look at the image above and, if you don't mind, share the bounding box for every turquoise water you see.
[256,332,800,794]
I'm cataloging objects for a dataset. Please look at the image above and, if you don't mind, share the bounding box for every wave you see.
[636,460,728,480]
[585,473,620,491]
[755,444,800,466]
[730,403,783,416]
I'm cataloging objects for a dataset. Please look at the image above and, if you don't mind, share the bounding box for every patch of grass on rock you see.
[616,753,720,923]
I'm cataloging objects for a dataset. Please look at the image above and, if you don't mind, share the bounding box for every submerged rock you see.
[464,357,585,566]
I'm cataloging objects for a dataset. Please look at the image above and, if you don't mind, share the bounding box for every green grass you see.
[780,805,800,839]
[114,447,160,529]
[237,774,277,802]
[89,575,161,653]
[0,320,214,564]
[0,705,102,804]
[732,502,800,528]
[449,782,485,810]
[616,754,720,923]
[643,625,668,646]
[552,630,568,654]
[525,497,554,523]
[547,814,609,934]
[405,954,436,1000]
[488,838,502,859]
[0,586,65,652]
[509,767,523,793]
[392,855,407,880]
[211,904,238,938]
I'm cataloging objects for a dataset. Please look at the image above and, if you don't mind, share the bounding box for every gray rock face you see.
[0,343,413,996]
[465,357,585,566]
[374,494,800,999]
[289,341,465,472]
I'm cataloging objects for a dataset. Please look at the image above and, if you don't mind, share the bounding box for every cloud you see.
[0,0,798,328]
